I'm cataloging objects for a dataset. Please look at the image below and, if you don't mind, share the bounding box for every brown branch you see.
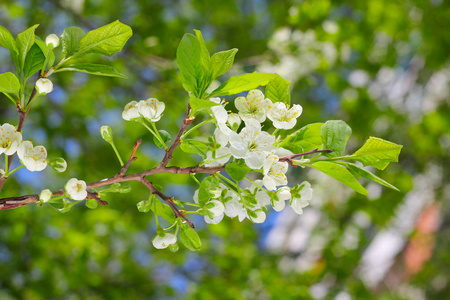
[139,178,195,228]
[279,148,332,166]
[87,191,108,206]
[117,139,142,177]
[158,104,193,168]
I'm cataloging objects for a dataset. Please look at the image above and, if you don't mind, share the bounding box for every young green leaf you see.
[58,199,77,213]
[179,223,202,251]
[0,25,18,53]
[350,137,403,170]
[34,38,56,67]
[321,120,352,157]
[210,72,275,96]
[138,195,177,224]
[60,26,86,58]
[225,160,251,182]
[55,64,127,78]
[0,72,20,97]
[23,44,45,79]
[308,161,368,195]
[198,176,220,204]
[265,73,291,104]
[177,33,209,97]
[85,198,98,209]
[180,140,208,158]
[153,130,171,149]
[211,48,238,79]
[16,24,39,71]
[77,20,132,57]
[279,123,324,153]
[189,96,219,114]
[336,161,400,191]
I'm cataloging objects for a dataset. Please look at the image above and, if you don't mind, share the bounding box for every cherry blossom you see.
[17,141,48,172]
[0,123,22,156]
[235,89,272,122]
[267,102,303,129]
[65,178,87,200]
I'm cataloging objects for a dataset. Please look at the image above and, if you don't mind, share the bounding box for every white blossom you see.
[272,187,291,212]
[65,178,87,200]
[229,119,276,169]
[137,98,165,122]
[122,101,140,121]
[235,90,272,122]
[227,113,241,130]
[39,189,52,203]
[36,78,53,95]
[17,141,48,172]
[267,102,303,129]
[45,34,60,48]
[262,153,288,191]
[204,145,230,167]
[291,181,313,215]
[0,123,22,156]
[248,209,266,223]
[152,233,177,249]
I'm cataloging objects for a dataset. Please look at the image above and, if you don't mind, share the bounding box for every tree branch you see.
[139,178,195,228]
[159,104,193,168]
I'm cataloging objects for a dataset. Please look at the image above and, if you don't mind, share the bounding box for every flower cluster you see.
[122,98,165,122]
[188,89,310,226]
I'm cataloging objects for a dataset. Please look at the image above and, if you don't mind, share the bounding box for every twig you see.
[139,178,195,228]
[279,148,332,166]
[117,139,142,177]
[158,104,193,168]
[87,191,108,205]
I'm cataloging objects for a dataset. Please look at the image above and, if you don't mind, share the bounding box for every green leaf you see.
[211,48,238,79]
[153,130,171,149]
[279,123,324,153]
[0,25,18,53]
[350,137,403,170]
[0,25,19,72]
[265,73,291,104]
[321,120,352,157]
[198,176,220,204]
[16,24,39,71]
[226,160,251,181]
[58,199,77,213]
[189,95,219,113]
[60,26,86,58]
[176,32,211,97]
[180,140,208,159]
[210,72,275,96]
[85,198,98,209]
[308,161,368,195]
[34,38,55,67]
[179,223,202,251]
[55,63,127,78]
[77,20,132,57]
[23,44,45,79]
[337,162,400,191]
[136,199,152,213]
[0,72,20,97]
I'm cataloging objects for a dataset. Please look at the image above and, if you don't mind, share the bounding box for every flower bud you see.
[39,189,52,203]
[49,157,67,173]
[36,78,53,95]
[45,34,60,49]
[118,184,131,193]
[100,125,114,143]
[227,113,241,131]
[169,243,179,252]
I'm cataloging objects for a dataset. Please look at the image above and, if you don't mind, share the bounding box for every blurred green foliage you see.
[0,0,449,299]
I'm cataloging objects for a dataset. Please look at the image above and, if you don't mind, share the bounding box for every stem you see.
[139,120,166,148]
[272,128,279,136]
[110,142,124,166]
[40,49,52,76]
[216,173,236,187]
[5,165,24,177]
[150,121,168,150]
[4,155,9,174]
[181,118,213,140]
[153,196,160,228]
[190,173,201,185]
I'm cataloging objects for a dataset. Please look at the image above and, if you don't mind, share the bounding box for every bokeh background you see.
[1,0,449,299]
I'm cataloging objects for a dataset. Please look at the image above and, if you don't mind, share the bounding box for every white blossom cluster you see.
[197,89,313,225]
[122,98,165,122]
